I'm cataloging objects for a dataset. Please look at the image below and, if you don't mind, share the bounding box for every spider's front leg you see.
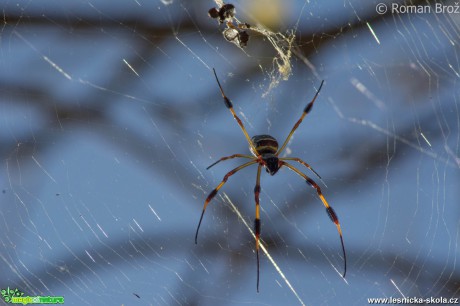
[195,160,257,244]
[254,164,262,292]
[280,161,347,278]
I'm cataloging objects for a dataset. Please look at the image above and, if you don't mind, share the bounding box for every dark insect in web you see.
[208,4,235,24]
[208,3,251,48]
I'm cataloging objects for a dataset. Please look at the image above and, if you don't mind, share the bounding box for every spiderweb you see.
[0,0,459,305]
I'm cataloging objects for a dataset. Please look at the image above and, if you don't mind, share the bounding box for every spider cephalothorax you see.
[261,153,280,175]
[195,69,346,292]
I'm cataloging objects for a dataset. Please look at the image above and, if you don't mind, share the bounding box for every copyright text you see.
[376,3,460,14]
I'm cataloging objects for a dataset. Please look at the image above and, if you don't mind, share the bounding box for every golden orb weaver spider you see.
[195,69,346,292]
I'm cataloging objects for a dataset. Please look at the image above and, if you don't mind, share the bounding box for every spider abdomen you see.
[250,134,279,156]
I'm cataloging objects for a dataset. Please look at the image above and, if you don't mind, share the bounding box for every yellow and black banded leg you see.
[195,160,257,244]
[280,161,347,278]
[279,157,326,186]
[212,68,259,154]
[276,80,324,156]
[207,154,254,170]
[254,164,262,292]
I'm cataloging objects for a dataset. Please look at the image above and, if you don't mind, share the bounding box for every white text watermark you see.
[376,3,459,15]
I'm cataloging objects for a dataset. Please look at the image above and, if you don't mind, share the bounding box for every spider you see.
[195,69,346,292]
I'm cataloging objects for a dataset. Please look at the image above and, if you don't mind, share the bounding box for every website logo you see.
[1,287,64,305]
